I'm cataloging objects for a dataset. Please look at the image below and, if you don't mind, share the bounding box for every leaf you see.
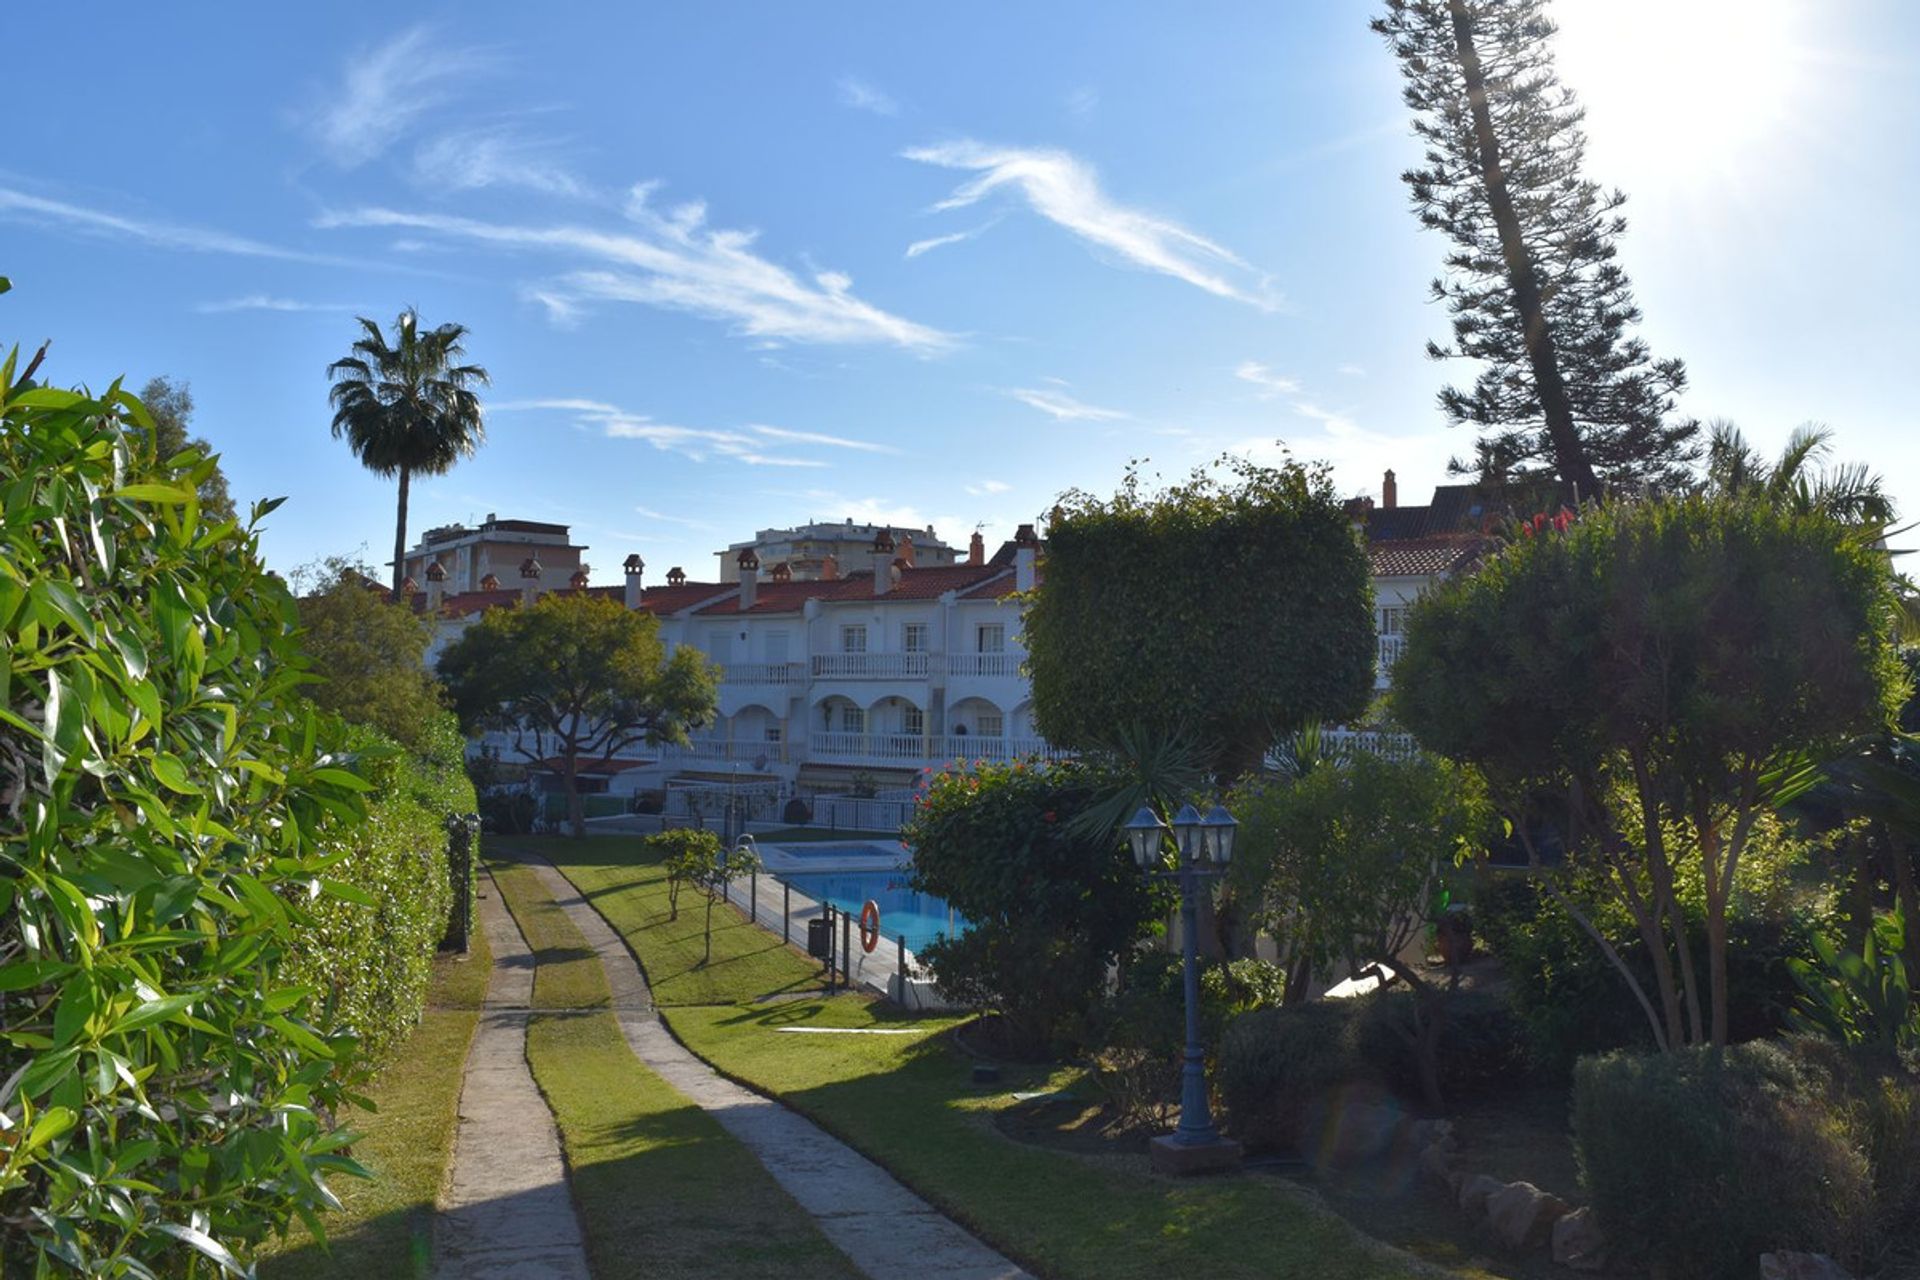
[318,879,377,907]
[24,1106,77,1155]
[308,767,373,792]
[149,753,202,795]
[32,579,97,645]
[115,993,196,1034]
[110,483,196,504]
[153,1222,245,1277]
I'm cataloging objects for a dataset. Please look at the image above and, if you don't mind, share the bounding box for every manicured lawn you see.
[493,835,821,1005]
[485,847,858,1279]
[538,835,1427,1280]
[260,928,492,1279]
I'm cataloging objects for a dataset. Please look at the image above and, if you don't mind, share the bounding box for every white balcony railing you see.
[808,731,927,762]
[660,735,784,764]
[1376,634,1406,681]
[929,735,1062,763]
[946,653,1019,678]
[811,652,932,679]
[720,661,807,685]
[807,732,1065,766]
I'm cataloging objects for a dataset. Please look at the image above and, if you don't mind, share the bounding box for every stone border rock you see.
[1411,1120,1603,1272]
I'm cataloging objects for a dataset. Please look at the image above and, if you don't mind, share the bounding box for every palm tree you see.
[1703,420,1894,524]
[328,310,489,594]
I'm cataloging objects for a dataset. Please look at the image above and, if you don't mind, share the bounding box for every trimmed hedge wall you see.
[279,711,476,1068]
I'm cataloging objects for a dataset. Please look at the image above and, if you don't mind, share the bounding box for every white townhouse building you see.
[402,478,1503,807]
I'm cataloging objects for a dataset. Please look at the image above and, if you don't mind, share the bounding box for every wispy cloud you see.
[414,126,582,196]
[196,294,363,314]
[1066,87,1100,119]
[965,479,1012,496]
[492,398,892,467]
[905,216,1000,259]
[1006,386,1128,422]
[904,140,1276,307]
[308,26,497,167]
[0,186,348,266]
[1234,360,1300,398]
[1338,363,1367,377]
[319,184,954,352]
[836,76,899,116]
[634,505,718,531]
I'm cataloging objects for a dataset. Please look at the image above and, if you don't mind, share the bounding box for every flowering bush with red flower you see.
[903,758,1166,1057]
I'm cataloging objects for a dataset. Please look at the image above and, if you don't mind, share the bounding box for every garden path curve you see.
[520,853,1033,1280]
[433,874,591,1279]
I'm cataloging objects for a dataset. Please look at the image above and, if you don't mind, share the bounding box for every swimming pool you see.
[775,869,968,956]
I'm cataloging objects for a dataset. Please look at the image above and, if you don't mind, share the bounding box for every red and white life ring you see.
[858,899,882,953]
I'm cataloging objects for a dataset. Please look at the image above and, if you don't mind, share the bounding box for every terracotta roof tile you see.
[691,563,1012,615]
[1367,538,1482,578]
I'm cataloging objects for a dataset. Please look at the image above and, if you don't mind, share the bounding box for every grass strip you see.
[488,844,861,1278]
[261,926,493,1279]
[535,834,1427,1280]
[488,854,609,1009]
[494,835,819,1006]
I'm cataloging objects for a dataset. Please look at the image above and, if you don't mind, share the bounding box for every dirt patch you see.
[992,1096,1153,1157]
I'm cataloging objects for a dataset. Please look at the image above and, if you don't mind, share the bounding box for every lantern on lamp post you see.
[1122,801,1243,1174]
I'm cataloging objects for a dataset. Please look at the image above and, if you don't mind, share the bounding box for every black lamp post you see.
[1123,801,1244,1174]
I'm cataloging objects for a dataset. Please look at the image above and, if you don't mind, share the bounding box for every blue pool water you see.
[776,841,905,861]
[776,870,968,956]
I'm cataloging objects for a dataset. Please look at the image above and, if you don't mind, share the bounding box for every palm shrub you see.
[0,365,378,1273]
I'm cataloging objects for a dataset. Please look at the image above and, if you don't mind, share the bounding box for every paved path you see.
[522,855,1032,1280]
[434,875,591,1280]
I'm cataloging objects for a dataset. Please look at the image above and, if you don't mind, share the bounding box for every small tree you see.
[649,828,720,922]
[1395,496,1906,1048]
[1230,750,1489,1106]
[293,555,447,752]
[695,840,760,965]
[138,375,235,521]
[439,592,718,838]
[1026,456,1375,782]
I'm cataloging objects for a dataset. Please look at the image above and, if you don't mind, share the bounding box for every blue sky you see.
[6,2,1917,579]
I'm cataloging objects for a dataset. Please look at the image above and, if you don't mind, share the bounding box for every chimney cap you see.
[1014,523,1040,548]
[770,561,793,582]
[519,556,543,579]
[870,529,895,553]
[424,561,448,582]
[480,572,501,590]
[399,576,419,595]
[667,566,687,585]
[737,547,761,570]
[622,553,644,574]
[569,568,590,588]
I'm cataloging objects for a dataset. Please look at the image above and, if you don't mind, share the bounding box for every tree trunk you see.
[564,751,586,839]
[703,893,715,965]
[392,464,411,596]
[1894,839,1920,983]
[1445,0,1602,500]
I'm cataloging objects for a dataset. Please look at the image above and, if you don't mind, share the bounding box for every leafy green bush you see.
[0,368,377,1271]
[1090,953,1287,1126]
[1571,1040,1920,1278]
[278,711,473,1067]
[903,759,1164,1058]
[1218,989,1526,1151]
[648,828,721,921]
[1477,819,1831,1072]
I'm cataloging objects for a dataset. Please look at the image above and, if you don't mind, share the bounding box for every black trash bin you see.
[806,916,833,960]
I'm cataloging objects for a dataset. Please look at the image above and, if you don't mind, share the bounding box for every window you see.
[706,630,733,664]
[766,629,791,662]
[1379,607,1407,636]
[841,625,868,653]
[903,705,924,736]
[977,623,1006,654]
[977,710,1005,737]
[841,704,865,734]
[764,724,783,744]
[902,622,929,653]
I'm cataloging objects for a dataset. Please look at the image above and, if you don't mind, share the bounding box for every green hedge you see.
[279,712,475,1067]
[1573,1039,1920,1278]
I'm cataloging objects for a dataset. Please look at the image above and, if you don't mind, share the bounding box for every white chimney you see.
[1013,523,1039,592]
[425,560,447,611]
[736,548,760,611]
[870,530,895,597]
[622,554,645,609]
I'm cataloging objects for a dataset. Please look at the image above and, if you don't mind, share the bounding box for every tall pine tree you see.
[1374,0,1698,497]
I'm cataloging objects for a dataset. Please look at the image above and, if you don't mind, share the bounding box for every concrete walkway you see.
[522,856,1032,1280]
[434,875,591,1280]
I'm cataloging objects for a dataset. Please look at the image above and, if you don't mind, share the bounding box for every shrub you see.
[1572,1040,1904,1278]
[278,711,474,1067]
[904,759,1164,1058]
[649,828,721,921]
[0,370,378,1271]
[1090,953,1287,1127]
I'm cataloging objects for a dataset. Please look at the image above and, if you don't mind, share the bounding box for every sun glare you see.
[1551,0,1810,183]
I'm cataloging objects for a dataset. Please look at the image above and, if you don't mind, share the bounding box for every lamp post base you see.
[1150,1133,1244,1176]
